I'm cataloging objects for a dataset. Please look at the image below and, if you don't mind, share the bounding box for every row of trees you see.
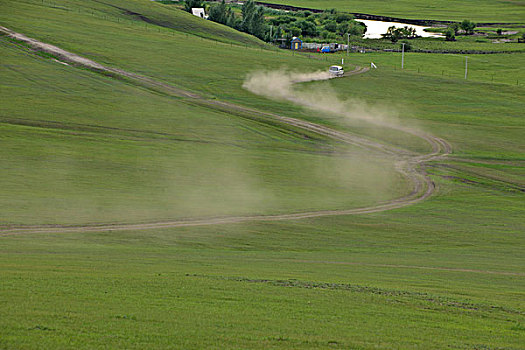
[206,0,367,43]
[240,0,266,39]
[207,0,267,39]
[382,26,417,43]
[208,0,235,28]
[267,10,365,39]
[381,20,477,43]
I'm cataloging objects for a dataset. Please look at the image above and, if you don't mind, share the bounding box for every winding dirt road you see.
[0,26,451,237]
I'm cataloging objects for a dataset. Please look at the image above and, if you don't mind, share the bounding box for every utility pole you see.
[465,56,468,79]
[401,43,405,69]
[347,33,350,56]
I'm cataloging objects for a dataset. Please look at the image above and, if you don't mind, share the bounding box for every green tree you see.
[241,0,256,32]
[445,27,456,41]
[383,26,400,42]
[297,20,317,37]
[335,13,353,23]
[184,0,203,13]
[326,32,337,40]
[208,0,227,24]
[269,15,296,26]
[226,8,238,29]
[447,23,460,36]
[360,22,367,34]
[251,7,266,39]
[240,0,266,38]
[460,19,476,35]
[337,22,350,35]
[324,21,337,33]
[382,26,417,42]
[320,30,329,39]
[289,26,302,37]
[348,22,365,36]
[305,15,316,23]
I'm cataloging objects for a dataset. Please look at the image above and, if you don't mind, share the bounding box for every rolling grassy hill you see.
[0,0,524,348]
[1,0,266,45]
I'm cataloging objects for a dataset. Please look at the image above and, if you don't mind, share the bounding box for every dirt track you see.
[0,26,451,236]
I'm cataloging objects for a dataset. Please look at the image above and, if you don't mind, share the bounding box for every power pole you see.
[347,33,350,56]
[465,56,468,79]
[401,43,405,69]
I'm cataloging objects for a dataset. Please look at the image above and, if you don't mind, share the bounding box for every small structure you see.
[191,8,208,19]
[302,42,347,52]
[302,42,323,50]
[290,37,302,50]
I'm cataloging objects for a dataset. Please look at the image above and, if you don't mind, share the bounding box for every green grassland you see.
[1,0,524,348]
[352,36,525,54]
[263,0,525,22]
[335,49,525,88]
[1,40,410,225]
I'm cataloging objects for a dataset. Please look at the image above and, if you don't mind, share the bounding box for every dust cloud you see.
[243,69,405,131]
[241,69,416,208]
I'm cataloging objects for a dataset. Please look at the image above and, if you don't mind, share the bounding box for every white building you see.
[191,8,208,19]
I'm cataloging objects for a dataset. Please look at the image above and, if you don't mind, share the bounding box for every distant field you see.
[262,0,525,22]
[350,37,525,54]
[0,0,524,348]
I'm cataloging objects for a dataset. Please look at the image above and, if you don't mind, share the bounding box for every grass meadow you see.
[0,0,524,348]
[1,40,410,225]
[262,0,525,22]
[352,37,525,54]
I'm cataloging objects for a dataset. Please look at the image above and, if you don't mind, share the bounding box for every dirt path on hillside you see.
[0,26,451,237]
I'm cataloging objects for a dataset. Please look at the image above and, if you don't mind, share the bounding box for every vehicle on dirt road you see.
[329,65,344,77]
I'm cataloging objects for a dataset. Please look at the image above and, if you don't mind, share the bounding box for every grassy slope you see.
[0,0,339,124]
[262,0,525,22]
[326,52,525,159]
[0,0,524,348]
[1,40,409,225]
[1,186,524,349]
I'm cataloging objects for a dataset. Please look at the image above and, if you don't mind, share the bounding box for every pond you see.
[355,19,443,39]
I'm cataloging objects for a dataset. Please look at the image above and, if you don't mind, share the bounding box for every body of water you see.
[356,19,443,39]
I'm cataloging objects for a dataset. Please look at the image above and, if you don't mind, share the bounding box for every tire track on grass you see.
[0,26,451,236]
[252,259,525,277]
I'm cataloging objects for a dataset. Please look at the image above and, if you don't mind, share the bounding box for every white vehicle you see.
[329,65,344,77]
